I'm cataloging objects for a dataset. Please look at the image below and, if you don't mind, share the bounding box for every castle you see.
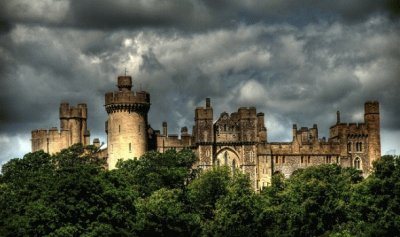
[31,75,381,190]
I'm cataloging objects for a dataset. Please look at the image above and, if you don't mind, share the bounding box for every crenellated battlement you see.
[365,101,379,114]
[60,102,87,119]
[105,91,150,114]
[105,91,150,105]
[238,107,257,118]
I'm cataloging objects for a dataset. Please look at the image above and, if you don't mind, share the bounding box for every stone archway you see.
[215,148,240,174]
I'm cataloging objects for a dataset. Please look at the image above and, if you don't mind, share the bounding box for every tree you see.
[135,188,201,237]
[116,149,198,197]
[267,165,362,237]
[343,155,400,236]
[187,167,231,221]
[205,173,260,237]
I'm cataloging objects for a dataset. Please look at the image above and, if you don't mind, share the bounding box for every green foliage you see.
[117,149,198,197]
[340,155,400,236]
[205,172,260,237]
[1,148,399,237]
[187,167,231,221]
[135,188,201,237]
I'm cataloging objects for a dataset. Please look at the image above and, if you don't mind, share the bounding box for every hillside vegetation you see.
[1,144,399,237]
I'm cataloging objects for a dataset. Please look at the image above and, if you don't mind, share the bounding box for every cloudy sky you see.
[0,0,399,166]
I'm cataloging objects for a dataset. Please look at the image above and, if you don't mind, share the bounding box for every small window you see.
[348,142,352,152]
[119,125,121,133]
[354,157,361,170]
[275,156,279,164]
[282,156,286,164]
[301,156,304,164]
[326,156,331,164]
[356,142,363,152]
[308,156,311,163]
[129,143,132,153]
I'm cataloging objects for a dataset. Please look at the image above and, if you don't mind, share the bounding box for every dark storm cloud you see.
[0,0,399,165]
[1,0,397,31]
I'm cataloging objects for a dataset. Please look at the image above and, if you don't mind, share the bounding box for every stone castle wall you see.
[31,103,90,154]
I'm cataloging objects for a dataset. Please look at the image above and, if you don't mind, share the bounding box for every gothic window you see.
[348,142,352,152]
[354,157,361,170]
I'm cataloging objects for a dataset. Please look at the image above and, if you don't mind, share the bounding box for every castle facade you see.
[31,75,381,190]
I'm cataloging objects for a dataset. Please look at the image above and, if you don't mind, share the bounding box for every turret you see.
[162,122,168,136]
[364,101,380,168]
[194,98,213,143]
[257,112,267,142]
[105,75,151,169]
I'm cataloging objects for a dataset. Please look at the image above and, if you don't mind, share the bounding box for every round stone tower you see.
[105,75,150,169]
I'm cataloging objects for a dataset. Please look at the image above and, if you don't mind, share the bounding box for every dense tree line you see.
[0,144,399,236]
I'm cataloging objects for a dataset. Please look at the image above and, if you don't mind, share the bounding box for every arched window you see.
[348,142,352,152]
[354,157,361,170]
[224,151,228,165]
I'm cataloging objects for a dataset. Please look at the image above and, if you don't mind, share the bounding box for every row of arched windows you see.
[348,142,363,152]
